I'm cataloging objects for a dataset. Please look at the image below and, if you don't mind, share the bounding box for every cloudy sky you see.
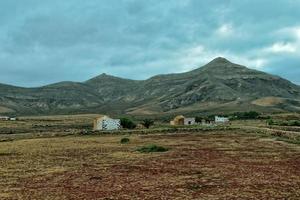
[0,0,300,87]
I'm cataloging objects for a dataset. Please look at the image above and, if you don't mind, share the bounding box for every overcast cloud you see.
[0,0,300,87]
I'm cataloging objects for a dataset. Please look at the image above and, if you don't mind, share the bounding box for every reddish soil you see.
[9,132,299,200]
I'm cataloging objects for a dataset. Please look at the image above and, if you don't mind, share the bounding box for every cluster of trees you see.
[231,111,261,120]
[141,119,154,129]
[195,116,214,123]
[120,118,154,129]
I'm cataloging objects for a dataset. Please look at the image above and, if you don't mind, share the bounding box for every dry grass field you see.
[1,128,300,199]
[0,114,102,142]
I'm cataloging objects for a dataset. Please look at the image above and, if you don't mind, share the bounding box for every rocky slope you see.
[1,57,300,116]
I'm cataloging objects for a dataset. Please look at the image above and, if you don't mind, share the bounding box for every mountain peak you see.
[99,73,109,77]
[209,57,231,64]
[90,73,115,80]
[199,57,246,73]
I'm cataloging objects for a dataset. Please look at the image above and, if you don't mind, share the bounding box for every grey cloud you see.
[0,0,299,86]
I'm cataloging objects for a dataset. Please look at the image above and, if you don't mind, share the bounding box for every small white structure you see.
[9,118,17,121]
[215,116,229,123]
[0,116,9,121]
[93,116,121,131]
[184,118,196,125]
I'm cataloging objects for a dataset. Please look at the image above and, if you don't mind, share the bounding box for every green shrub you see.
[267,119,275,125]
[195,116,203,123]
[280,121,289,126]
[120,118,136,129]
[120,137,130,144]
[141,119,154,129]
[267,119,300,127]
[288,120,300,126]
[136,144,168,153]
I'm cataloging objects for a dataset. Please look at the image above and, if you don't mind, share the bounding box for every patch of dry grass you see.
[0,130,300,199]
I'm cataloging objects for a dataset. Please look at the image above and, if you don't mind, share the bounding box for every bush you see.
[207,115,216,121]
[267,119,275,125]
[141,119,154,129]
[195,116,203,123]
[120,137,130,144]
[280,121,289,126]
[288,120,300,126]
[120,118,136,129]
[136,144,168,153]
[267,119,300,127]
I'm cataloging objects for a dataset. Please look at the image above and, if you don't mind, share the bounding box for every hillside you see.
[1,57,300,116]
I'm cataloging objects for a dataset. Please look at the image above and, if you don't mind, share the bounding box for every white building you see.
[93,116,121,131]
[0,116,9,121]
[184,118,196,125]
[215,116,229,123]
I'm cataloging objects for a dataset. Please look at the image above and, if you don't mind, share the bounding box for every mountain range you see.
[1,57,300,117]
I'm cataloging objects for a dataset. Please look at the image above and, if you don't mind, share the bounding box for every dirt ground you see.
[0,130,300,199]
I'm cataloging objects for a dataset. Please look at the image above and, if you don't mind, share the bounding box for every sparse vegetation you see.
[276,137,300,145]
[1,113,300,199]
[267,119,300,127]
[1,122,300,199]
[1,131,300,199]
[136,144,168,153]
[231,111,261,120]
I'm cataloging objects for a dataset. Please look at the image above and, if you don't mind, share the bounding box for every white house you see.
[93,116,121,131]
[215,116,229,123]
[0,116,9,121]
[184,118,196,125]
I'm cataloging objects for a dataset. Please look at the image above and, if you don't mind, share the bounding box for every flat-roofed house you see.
[0,116,9,121]
[215,116,229,123]
[93,116,121,131]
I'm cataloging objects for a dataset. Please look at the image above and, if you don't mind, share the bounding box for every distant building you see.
[93,116,121,131]
[215,116,229,123]
[170,115,185,126]
[0,116,9,121]
[184,118,196,125]
[170,115,196,126]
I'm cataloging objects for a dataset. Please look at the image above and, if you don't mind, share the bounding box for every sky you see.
[0,0,300,87]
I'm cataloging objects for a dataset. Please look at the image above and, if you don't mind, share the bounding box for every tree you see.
[120,118,136,129]
[195,116,203,123]
[141,119,154,129]
[244,111,260,119]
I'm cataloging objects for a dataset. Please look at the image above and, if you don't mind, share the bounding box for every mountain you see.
[1,57,300,116]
